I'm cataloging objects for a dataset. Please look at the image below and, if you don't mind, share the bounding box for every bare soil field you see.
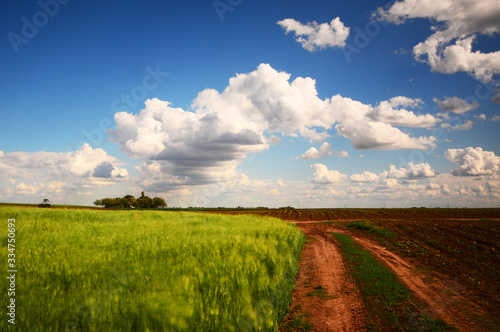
[264,209,499,331]
[203,208,499,330]
[278,220,500,331]
[205,207,500,222]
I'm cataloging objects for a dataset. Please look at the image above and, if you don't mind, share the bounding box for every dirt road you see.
[287,226,366,331]
[282,223,492,331]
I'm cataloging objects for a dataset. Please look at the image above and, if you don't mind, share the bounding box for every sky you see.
[1,0,500,208]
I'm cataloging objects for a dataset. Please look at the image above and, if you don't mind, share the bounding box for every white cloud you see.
[310,163,347,184]
[445,147,500,176]
[0,144,128,203]
[68,143,127,178]
[346,163,438,190]
[277,18,350,51]
[302,161,500,206]
[474,114,486,120]
[376,0,500,82]
[452,120,474,131]
[0,144,127,182]
[297,142,348,159]
[112,64,337,186]
[335,119,437,150]
[191,63,336,142]
[162,168,500,208]
[350,171,380,183]
[433,96,479,114]
[384,162,438,179]
[492,115,500,122]
[348,163,437,184]
[369,96,439,128]
[110,64,438,191]
[331,95,437,150]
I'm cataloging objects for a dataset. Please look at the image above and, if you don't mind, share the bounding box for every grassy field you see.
[0,207,304,331]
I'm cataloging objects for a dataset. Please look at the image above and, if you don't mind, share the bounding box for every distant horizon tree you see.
[94,192,166,208]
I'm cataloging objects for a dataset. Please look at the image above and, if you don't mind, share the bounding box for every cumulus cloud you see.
[302,162,500,207]
[434,96,479,114]
[277,18,350,51]
[331,95,437,150]
[0,144,127,181]
[0,144,128,202]
[68,144,128,178]
[350,171,379,183]
[369,96,440,128]
[348,163,437,185]
[452,120,474,130]
[314,162,437,186]
[445,147,500,176]
[110,64,438,190]
[376,0,500,82]
[297,142,348,159]
[310,163,347,184]
[334,119,437,150]
[112,64,336,185]
[384,162,438,179]
[492,115,500,122]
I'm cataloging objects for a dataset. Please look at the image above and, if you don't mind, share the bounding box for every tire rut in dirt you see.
[352,235,489,331]
[294,226,366,331]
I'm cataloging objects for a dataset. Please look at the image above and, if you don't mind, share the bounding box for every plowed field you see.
[204,207,500,221]
[207,208,500,331]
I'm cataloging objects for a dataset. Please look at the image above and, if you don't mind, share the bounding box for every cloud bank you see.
[0,144,128,202]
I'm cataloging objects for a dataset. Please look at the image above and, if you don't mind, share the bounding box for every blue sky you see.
[1,0,500,207]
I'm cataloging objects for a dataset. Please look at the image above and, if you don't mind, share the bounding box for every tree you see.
[124,195,137,208]
[94,192,166,208]
[119,197,129,208]
[137,195,153,208]
[152,197,167,208]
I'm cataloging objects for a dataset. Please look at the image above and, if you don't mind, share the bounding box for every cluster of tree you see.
[94,192,166,208]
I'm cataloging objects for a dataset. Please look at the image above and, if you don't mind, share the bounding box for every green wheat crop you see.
[0,207,304,331]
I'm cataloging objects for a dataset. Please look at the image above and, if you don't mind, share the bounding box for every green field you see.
[0,207,304,331]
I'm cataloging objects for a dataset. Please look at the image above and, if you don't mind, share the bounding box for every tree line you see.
[94,192,167,208]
